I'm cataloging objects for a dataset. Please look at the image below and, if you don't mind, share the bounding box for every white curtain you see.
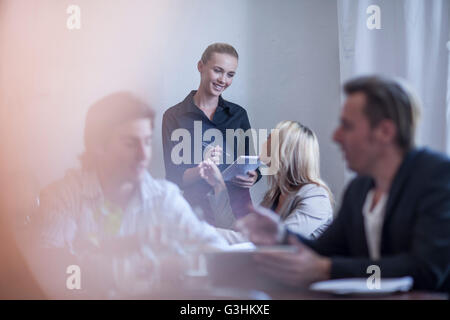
[337,0,450,154]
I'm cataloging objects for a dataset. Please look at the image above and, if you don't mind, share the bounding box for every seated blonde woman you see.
[200,120,334,242]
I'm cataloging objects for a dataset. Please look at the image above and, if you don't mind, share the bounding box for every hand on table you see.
[235,206,281,246]
[253,235,331,287]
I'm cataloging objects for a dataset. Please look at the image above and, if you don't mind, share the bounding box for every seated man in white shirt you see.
[32,92,227,298]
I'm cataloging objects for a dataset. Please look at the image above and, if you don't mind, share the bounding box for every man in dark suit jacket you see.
[237,76,450,292]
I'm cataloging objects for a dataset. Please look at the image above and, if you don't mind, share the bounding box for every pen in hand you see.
[202,142,231,157]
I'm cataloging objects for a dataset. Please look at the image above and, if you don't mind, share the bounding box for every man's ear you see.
[375,119,397,145]
[197,60,203,73]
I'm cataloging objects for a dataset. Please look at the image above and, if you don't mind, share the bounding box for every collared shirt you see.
[162,91,260,222]
[38,168,228,255]
[362,189,388,260]
[162,91,256,185]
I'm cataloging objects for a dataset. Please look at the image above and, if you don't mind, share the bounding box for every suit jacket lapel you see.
[381,149,421,251]
[354,178,374,256]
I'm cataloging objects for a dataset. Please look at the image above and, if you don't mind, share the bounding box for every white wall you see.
[0,0,346,205]
[338,0,450,155]
[243,0,344,203]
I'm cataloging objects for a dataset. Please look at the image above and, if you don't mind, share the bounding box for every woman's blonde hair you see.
[261,120,333,208]
[201,43,239,64]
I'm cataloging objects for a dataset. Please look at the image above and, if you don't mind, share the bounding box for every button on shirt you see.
[162,91,260,222]
[162,91,256,185]
[362,190,388,260]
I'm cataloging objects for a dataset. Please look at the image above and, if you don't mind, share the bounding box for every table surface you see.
[137,275,448,300]
[139,288,448,300]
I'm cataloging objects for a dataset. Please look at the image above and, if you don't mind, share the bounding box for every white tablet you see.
[221,156,261,181]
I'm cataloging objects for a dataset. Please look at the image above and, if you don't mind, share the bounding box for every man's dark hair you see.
[81,92,155,170]
[344,75,420,151]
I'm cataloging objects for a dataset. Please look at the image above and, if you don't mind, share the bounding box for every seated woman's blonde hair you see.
[261,120,333,207]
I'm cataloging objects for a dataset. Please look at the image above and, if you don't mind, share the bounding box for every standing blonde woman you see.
[200,120,333,240]
[162,43,260,226]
